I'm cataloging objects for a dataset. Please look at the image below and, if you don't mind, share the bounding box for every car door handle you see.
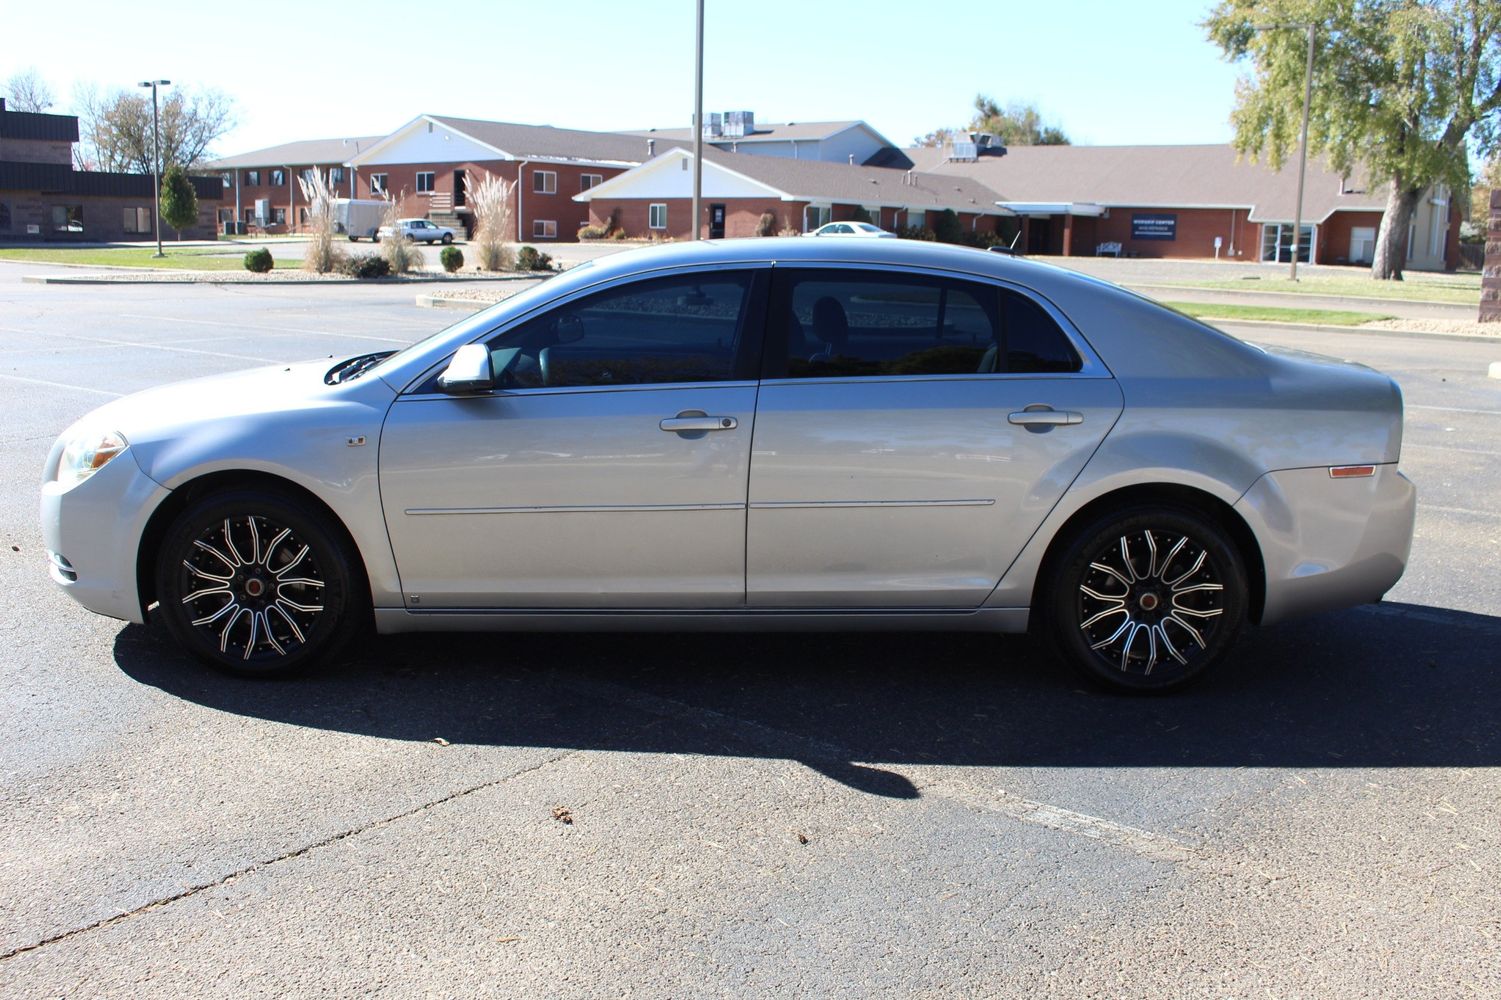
[1008,407,1083,426]
[660,415,738,433]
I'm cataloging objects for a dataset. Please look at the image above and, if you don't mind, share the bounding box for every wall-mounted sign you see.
[1131,213,1177,241]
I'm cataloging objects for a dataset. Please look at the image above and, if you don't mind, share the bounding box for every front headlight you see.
[59,431,128,484]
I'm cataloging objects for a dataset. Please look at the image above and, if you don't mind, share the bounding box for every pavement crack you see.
[0,748,577,963]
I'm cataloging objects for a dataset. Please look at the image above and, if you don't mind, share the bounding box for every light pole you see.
[1252,25,1315,280]
[692,0,704,240]
[137,79,170,258]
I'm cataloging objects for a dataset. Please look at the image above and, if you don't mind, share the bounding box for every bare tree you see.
[74,83,235,174]
[2,68,54,112]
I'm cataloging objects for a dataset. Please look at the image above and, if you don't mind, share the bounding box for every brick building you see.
[624,114,912,168]
[907,142,1461,271]
[0,98,221,242]
[207,135,383,233]
[576,146,1003,241]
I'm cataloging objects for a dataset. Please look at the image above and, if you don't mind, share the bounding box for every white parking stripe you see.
[0,372,123,397]
[1408,404,1501,417]
[118,313,414,343]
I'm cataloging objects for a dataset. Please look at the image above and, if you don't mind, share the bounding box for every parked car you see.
[375,218,455,244]
[41,238,1415,692]
[805,221,897,238]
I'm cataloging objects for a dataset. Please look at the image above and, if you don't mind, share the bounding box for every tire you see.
[348,235,358,242]
[441,234,453,245]
[154,489,368,677]
[426,239,435,245]
[372,235,381,243]
[1043,505,1247,693]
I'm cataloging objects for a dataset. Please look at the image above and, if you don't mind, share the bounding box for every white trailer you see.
[332,199,387,242]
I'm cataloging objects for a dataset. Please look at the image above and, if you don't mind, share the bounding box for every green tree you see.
[159,163,198,239]
[913,96,1069,148]
[1471,152,1501,223]
[1206,0,1501,280]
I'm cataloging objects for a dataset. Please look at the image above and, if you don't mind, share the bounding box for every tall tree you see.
[73,84,235,174]
[159,163,199,240]
[2,67,54,112]
[1206,0,1501,280]
[914,96,1070,147]
[1471,152,1501,221]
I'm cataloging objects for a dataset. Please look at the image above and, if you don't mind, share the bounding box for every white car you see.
[375,218,456,244]
[805,222,897,238]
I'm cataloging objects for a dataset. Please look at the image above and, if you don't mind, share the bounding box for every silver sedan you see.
[40,238,1415,692]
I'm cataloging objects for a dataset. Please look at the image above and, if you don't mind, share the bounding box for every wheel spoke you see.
[191,597,238,627]
[1087,562,1132,591]
[223,518,254,567]
[1171,582,1224,596]
[1080,584,1127,603]
[1163,550,1206,588]
[182,584,231,604]
[183,559,233,584]
[267,602,307,645]
[1080,604,1128,629]
[273,544,311,579]
[192,539,239,573]
[1164,612,1206,648]
[1118,535,1139,582]
[1090,617,1132,651]
[1143,530,1159,580]
[1155,622,1187,665]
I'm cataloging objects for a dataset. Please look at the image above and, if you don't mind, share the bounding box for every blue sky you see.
[3,0,1244,155]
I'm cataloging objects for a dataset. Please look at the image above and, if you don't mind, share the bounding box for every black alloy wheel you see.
[155,490,366,676]
[1046,506,1247,693]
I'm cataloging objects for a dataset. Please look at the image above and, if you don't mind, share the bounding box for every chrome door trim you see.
[374,606,1031,634]
[398,379,761,403]
[404,502,746,516]
[749,499,996,510]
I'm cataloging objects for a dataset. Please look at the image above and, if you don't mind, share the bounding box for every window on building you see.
[648,203,668,229]
[416,171,436,193]
[244,170,260,186]
[1259,222,1313,263]
[0,201,12,232]
[51,205,83,233]
[483,272,755,389]
[302,168,317,182]
[370,173,388,195]
[1349,226,1376,265]
[906,209,925,231]
[122,207,151,233]
[765,270,1080,380]
[243,208,255,225]
[330,167,344,184]
[580,173,603,191]
[271,169,285,186]
[803,205,832,232]
[533,170,557,194]
[532,219,557,239]
[299,208,308,225]
[273,208,287,225]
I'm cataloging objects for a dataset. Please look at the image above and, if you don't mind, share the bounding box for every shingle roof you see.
[703,148,1000,210]
[904,143,1385,222]
[430,116,689,164]
[623,120,867,143]
[207,136,384,169]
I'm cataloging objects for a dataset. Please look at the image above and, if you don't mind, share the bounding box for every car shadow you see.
[113,602,1501,798]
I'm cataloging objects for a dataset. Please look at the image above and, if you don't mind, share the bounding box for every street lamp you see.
[1252,25,1315,280]
[691,0,704,240]
[137,79,170,258]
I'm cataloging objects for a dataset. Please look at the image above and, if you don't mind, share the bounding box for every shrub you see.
[440,245,464,272]
[932,209,964,244]
[577,225,609,240]
[515,245,553,271]
[243,248,274,273]
[378,196,425,275]
[466,171,515,271]
[611,229,629,240]
[341,252,390,279]
[755,211,777,237]
[849,207,872,224]
[298,168,345,274]
[897,226,936,241]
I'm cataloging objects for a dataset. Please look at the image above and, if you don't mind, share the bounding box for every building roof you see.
[0,160,221,198]
[623,120,870,143]
[577,146,1003,214]
[206,136,385,170]
[0,102,78,143]
[904,143,1386,222]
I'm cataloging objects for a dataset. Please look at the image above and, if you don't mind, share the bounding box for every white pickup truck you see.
[375,218,457,244]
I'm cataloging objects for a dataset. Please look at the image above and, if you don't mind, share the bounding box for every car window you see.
[487,272,757,389]
[766,270,1080,378]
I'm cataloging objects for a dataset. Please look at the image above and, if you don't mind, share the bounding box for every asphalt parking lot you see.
[1,262,1498,997]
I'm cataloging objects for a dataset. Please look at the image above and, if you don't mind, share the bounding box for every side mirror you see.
[437,344,494,394]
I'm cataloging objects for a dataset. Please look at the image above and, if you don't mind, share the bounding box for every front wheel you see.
[441,234,453,245]
[154,490,367,676]
[1044,506,1247,693]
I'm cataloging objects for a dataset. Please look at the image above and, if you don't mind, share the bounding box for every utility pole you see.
[1290,22,1315,281]
[692,0,704,240]
[138,79,170,257]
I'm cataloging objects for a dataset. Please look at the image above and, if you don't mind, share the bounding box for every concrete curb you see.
[20,273,543,287]
[1202,316,1500,344]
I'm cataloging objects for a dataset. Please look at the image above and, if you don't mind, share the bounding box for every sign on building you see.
[1131,213,1177,241]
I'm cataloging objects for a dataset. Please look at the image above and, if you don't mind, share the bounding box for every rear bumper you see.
[40,450,169,625]
[1234,464,1416,625]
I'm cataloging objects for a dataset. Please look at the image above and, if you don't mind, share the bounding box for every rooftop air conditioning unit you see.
[723,110,754,138]
[701,112,723,138]
[949,140,978,162]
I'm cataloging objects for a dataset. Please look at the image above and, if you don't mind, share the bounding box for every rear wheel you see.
[441,233,453,245]
[155,490,367,676]
[1045,506,1247,693]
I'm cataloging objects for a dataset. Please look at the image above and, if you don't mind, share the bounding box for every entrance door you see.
[380,268,767,609]
[746,267,1122,607]
[453,169,466,207]
[1027,217,1053,254]
[1349,226,1375,264]
[709,203,726,239]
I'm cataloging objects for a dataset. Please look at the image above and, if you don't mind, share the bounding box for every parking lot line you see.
[1407,404,1501,417]
[118,313,415,344]
[0,372,123,397]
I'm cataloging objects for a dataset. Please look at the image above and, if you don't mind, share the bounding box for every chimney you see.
[647,138,656,157]
[848,153,855,165]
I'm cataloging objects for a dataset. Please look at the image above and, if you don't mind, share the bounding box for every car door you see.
[380,267,767,609]
[746,266,1123,608]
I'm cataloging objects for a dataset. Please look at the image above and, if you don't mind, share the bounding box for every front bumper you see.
[1234,464,1416,625]
[40,449,171,624]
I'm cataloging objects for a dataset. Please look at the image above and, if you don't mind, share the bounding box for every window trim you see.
[532,170,557,194]
[244,169,261,186]
[648,203,668,230]
[271,169,286,187]
[399,264,773,397]
[370,173,388,196]
[532,219,558,239]
[580,173,604,191]
[756,263,1108,383]
[416,171,436,193]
